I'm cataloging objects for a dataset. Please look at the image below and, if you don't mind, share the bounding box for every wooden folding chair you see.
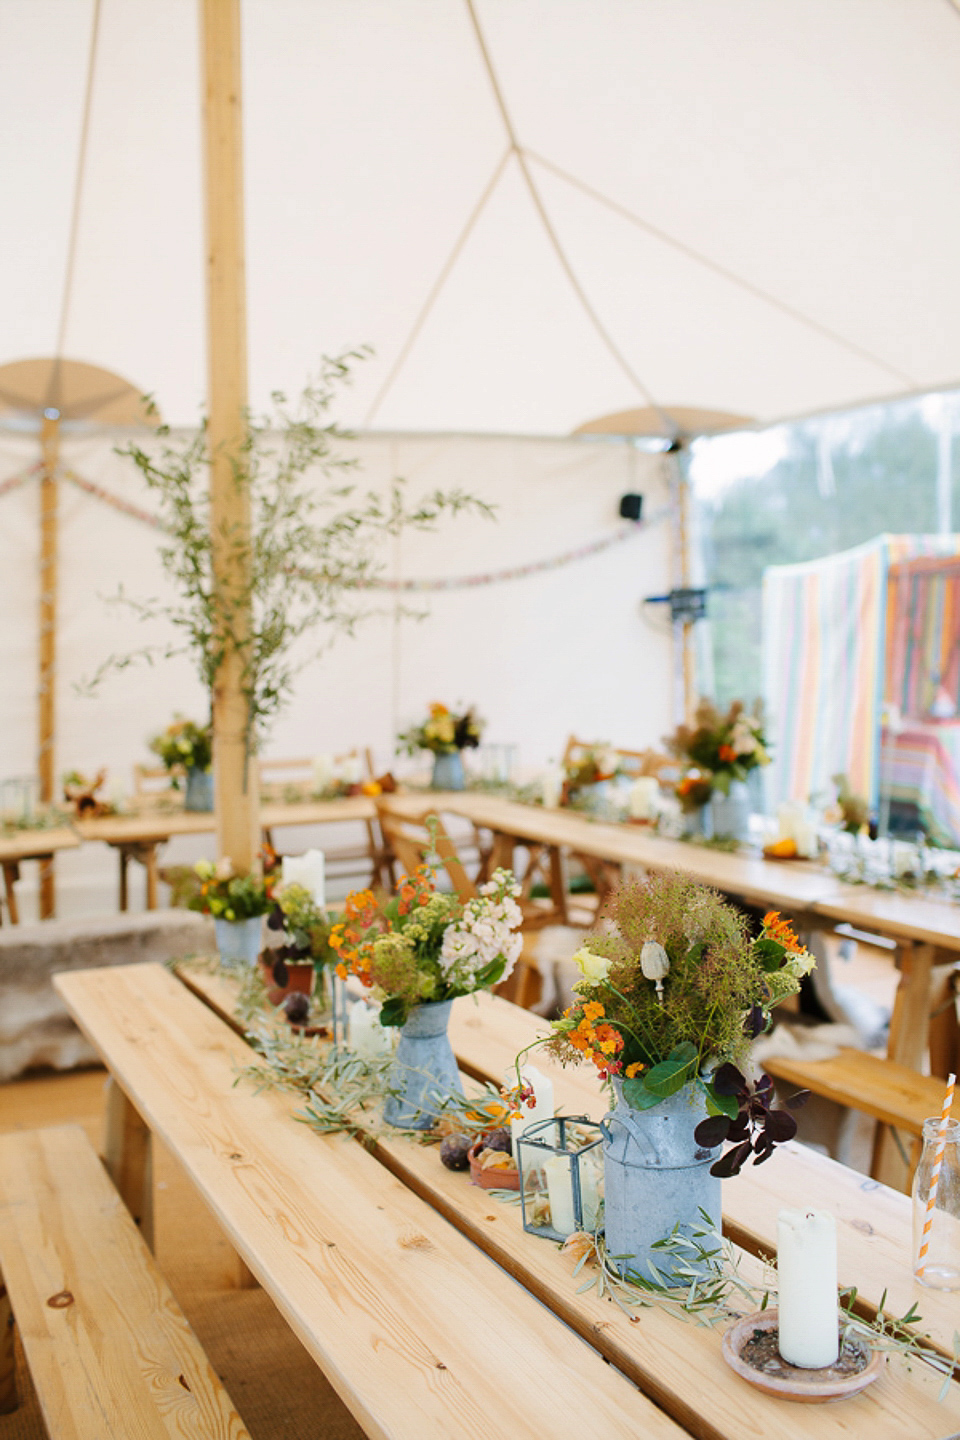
[262,748,393,890]
[374,797,476,902]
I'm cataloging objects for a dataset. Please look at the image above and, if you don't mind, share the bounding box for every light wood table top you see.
[178,961,960,1363]
[58,960,960,1439]
[813,884,960,954]
[74,794,377,845]
[0,827,80,862]
[54,963,683,1440]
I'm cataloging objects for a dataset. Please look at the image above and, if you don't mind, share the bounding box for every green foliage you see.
[187,859,272,920]
[89,354,493,754]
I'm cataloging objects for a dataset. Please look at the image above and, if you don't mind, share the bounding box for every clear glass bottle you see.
[912,1118,960,1290]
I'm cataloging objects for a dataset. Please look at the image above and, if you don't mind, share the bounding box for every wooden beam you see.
[37,413,59,916]
[200,0,259,871]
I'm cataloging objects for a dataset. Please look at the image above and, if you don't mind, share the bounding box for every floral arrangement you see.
[665,699,770,799]
[266,882,336,968]
[397,703,484,756]
[330,858,522,1026]
[828,772,870,835]
[563,742,620,796]
[543,874,814,1167]
[149,716,212,774]
[188,857,274,921]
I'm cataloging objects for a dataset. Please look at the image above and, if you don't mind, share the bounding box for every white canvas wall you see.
[0,428,673,917]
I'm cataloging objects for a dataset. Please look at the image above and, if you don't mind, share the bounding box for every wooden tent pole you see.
[37,412,59,916]
[200,0,259,870]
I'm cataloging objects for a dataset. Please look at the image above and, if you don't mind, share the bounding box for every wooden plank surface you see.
[54,963,685,1440]
[0,1123,250,1439]
[75,795,376,846]
[0,828,79,862]
[814,887,960,954]
[178,963,960,1366]
[761,1047,957,1132]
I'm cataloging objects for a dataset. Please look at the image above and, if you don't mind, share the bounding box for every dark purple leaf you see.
[710,1140,752,1178]
[712,1063,746,1097]
[786,1090,810,1110]
[743,1005,767,1039]
[272,957,289,988]
[763,1109,798,1143]
[694,1115,731,1148]
[267,905,284,931]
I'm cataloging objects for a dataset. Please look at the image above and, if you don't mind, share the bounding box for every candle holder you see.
[722,1310,882,1402]
[516,1116,604,1242]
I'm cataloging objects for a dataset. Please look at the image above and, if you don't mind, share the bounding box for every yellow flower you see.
[572,946,611,986]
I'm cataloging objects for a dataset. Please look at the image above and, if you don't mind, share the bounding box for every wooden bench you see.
[760,1045,959,1188]
[0,1123,250,1438]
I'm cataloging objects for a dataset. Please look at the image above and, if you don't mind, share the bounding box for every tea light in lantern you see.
[281,849,326,907]
[509,1066,555,1157]
[777,1208,839,1368]
[542,1151,602,1236]
[628,776,659,821]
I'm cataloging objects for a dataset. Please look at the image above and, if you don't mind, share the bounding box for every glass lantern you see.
[516,1116,605,1242]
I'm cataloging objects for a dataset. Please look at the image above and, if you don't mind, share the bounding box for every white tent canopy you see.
[3,0,960,436]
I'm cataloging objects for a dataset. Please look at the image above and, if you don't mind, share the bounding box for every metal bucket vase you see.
[602,1080,721,1283]
[431,751,465,791]
[185,767,214,812]
[683,803,713,840]
[383,1000,463,1129]
[710,779,750,843]
[214,915,263,968]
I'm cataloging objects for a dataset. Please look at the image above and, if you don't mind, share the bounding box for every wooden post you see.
[670,450,696,725]
[37,412,59,917]
[200,0,259,871]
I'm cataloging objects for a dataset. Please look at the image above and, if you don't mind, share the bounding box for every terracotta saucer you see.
[722,1309,883,1403]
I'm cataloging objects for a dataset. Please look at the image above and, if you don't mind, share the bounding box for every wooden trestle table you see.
[0,826,80,921]
[53,960,960,1440]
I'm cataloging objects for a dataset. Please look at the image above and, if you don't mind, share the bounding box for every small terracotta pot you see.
[467,1139,520,1191]
[259,956,315,1008]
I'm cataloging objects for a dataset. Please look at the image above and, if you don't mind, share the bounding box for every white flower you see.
[572,946,611,985]
[215,856,234,880]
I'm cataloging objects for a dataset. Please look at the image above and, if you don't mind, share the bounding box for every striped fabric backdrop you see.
[762,535,960,812]
[886,555,960,717]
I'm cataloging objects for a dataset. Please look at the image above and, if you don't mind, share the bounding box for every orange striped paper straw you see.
[915,1071,956,1280]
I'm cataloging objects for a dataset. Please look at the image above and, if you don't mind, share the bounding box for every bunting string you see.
[1,458,659,591]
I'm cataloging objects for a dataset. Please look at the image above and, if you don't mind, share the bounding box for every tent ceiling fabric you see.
[3,0,960,437]
[0,359,154,427]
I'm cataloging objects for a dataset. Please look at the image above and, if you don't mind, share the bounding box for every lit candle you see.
[777,1209,839,1368]
[281,849,326,907]
[628,777,658,821]
[509,1066,555,1158]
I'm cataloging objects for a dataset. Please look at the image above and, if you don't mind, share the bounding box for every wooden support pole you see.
[37,413,59,916]
[200,0,259,871]
[0,1272,16,1415]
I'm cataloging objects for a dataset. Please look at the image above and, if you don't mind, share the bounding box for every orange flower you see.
[581,1000,605,1024]
[762,910,800,952]
[718,744,736,763]
[625,1061,645,1078]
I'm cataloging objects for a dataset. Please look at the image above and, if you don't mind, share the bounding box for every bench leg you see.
[118,847,130,911]
[887,941,936,1072]
[103,1079,154,1250]
[0,1273,17,1414]
[2,863,18,926]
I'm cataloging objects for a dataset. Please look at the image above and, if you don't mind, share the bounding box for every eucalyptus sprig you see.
[85,353,493,756]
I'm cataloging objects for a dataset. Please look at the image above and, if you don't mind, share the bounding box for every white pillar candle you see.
[311,753,334,790]
[338,754,363,785]
[540,768,563,808]
[628,776,659,820]
[281,849,326,907]
[543,1155,576,1236]
[347,1000,393,1060]
[509,1066,555,1158]
[777,1209,839,1368]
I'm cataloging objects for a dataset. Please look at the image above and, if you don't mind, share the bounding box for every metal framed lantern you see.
[516,1116,605,1241]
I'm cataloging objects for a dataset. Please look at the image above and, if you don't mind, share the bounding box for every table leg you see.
[0,1272,16,1414]
[548,845,569,925]
[144,845,159,910]
[1,864,18,925]
[118,847,129,912]
[103,1078,154,1251]
[886,941,936,1072]
[234,1255,259,1290]
[37,856,54,919]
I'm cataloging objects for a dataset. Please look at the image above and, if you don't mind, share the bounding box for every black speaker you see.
[619,492,643,522]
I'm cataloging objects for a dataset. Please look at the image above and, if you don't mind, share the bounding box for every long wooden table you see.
[75,796,378,909]
[55,961,960,1440]
[0,826,80,921]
